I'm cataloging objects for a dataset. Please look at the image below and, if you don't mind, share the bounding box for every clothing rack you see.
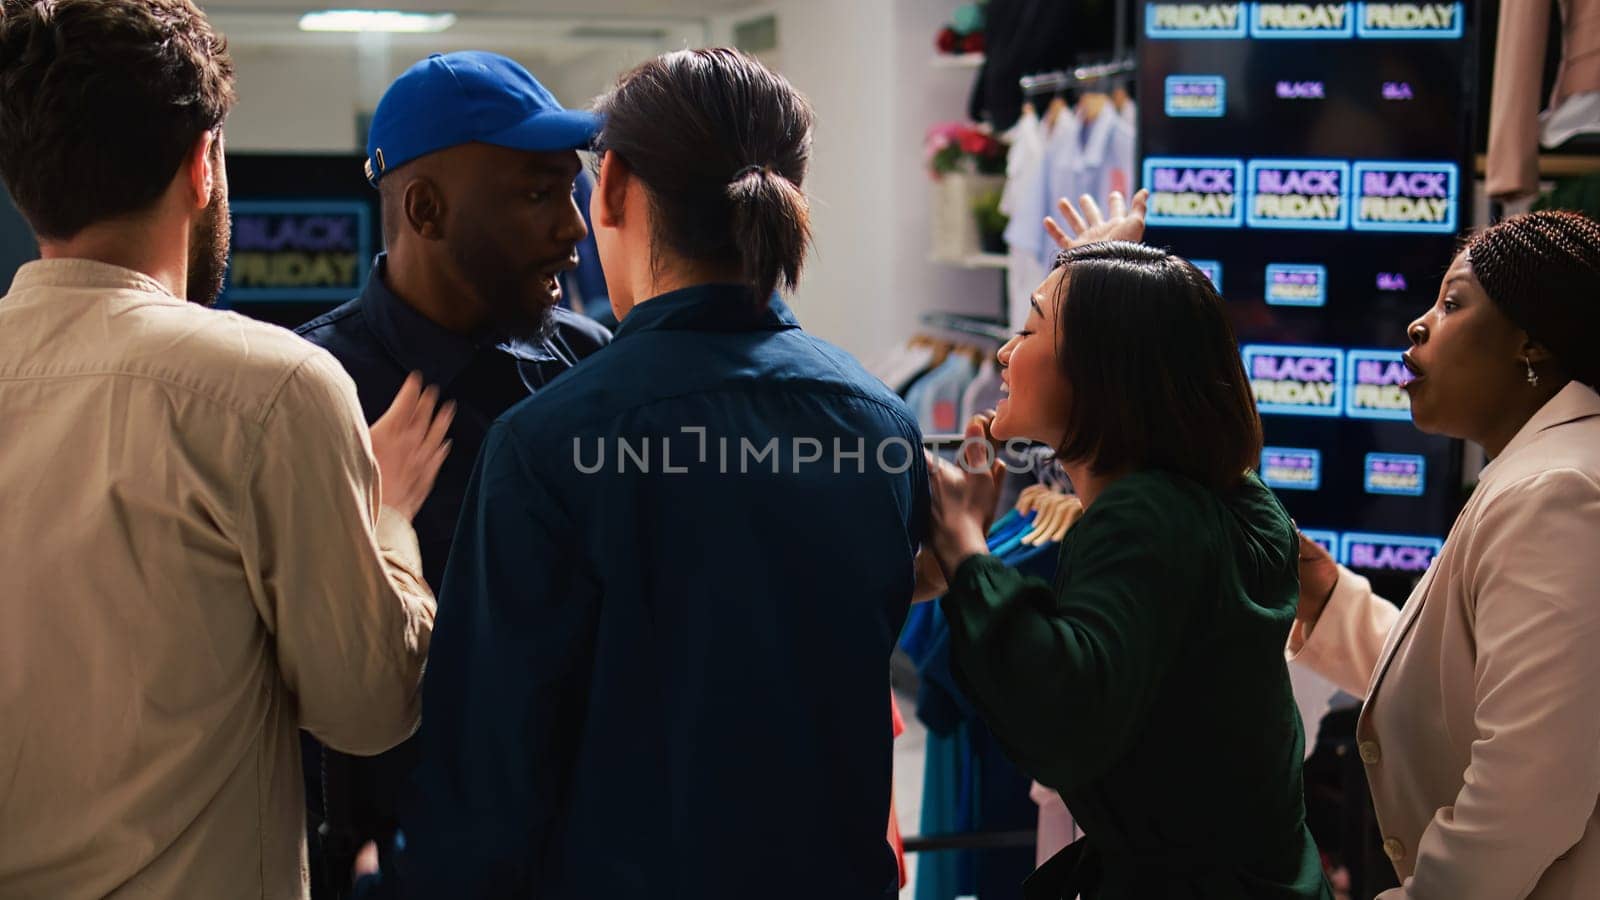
[1019,55,1137,96]
[919,311,1012,343]
[1018,0,1136,95]
[903,829,1038,853]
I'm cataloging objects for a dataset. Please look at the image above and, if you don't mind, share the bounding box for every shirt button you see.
[1384,837,1406,862]
[1359,741,1382,764]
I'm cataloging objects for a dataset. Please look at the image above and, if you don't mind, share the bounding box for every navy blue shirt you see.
[293,256,610,869]
[296,255,612,589]
[401,284,929,899]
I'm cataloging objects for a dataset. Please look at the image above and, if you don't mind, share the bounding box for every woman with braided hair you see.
[1291,210,1600,899]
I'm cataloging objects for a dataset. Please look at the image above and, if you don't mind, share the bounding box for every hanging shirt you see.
[1005,108,1058,328]
[1040,111,1085,274]
[961,357,1005,427]
[913,355,979,435]
[1043,110,1137,271]
[890,694,909,890]
[400,283,929,899]
[902,359,945,425]
[1488,0,1600,199]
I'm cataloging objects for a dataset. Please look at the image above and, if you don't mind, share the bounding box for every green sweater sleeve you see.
[940,479,1206,791]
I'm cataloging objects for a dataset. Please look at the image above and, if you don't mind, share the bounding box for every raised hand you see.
[1044,188,1149,250]
[1295,531,1341,629]
[926,415,1007,575]
[369,372,454,521]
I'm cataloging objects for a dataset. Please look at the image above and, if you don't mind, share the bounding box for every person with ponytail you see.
[399,48,928,898]
[1289,210,1600,899]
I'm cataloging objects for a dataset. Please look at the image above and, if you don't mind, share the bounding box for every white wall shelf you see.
[927,252,1009,270]
[930,53,985,69]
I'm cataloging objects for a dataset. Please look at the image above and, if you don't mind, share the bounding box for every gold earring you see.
[1525,358,1540,387]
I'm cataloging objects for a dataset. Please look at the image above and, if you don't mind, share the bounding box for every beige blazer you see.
[0,261,435,899]
[1290,381,1600,899]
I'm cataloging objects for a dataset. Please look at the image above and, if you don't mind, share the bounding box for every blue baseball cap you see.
[364,51,602,185]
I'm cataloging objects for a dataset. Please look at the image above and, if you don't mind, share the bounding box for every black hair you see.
[1466,209,1600,390]
[1048,241,1263,493]
[593,48,813,304]
[0,0,235,239]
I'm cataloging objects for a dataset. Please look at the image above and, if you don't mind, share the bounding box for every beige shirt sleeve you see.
[1286,565,1397,699]
[237,350,436,757]
[1381,469,1600,900]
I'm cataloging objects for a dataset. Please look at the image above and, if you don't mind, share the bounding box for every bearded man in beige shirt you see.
[0,2,448,897]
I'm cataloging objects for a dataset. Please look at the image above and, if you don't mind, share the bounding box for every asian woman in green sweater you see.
[922,194,1332,900]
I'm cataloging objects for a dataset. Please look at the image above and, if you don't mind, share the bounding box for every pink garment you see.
[890,695,908,889]
[1030,780,1078,867]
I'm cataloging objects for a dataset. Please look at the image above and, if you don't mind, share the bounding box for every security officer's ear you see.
[402,176,446,241]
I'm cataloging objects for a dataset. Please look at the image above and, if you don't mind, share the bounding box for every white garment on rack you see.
[1043,112,1145,257]
[1040,112,1083,275]
[1541,90,1600,148]
[1002,104,1139,330]
[1041,109,1138,272]
[1003,108,1053,331]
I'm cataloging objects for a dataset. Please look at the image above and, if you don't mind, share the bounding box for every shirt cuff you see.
[376,505,425,581]
[949,552,1004,592]
[940,552,1017,622]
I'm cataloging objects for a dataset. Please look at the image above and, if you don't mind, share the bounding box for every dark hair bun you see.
[595,48,814,304]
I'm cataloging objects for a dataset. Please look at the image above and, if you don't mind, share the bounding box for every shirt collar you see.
[359,254,561,389]
[7,258,182,303]
[1487,380,1600,468]
[611,283,800,341]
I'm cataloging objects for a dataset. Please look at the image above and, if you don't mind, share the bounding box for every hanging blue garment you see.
[915,721,978,900]
[906,355,977,436]
[911,534,1067,900]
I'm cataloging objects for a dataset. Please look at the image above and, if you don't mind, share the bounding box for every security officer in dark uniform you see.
[294,51,610,897]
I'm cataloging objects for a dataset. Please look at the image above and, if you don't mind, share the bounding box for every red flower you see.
[936,27,959,53]
[962,32,987,54]
[959,130,990,155]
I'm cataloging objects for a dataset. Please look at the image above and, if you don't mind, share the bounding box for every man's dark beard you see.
[449,238,556,344]
[187,178,230,307]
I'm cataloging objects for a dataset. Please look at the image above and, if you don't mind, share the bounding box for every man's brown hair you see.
[0,0,235,239]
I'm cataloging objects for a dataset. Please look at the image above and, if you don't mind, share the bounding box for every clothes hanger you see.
[1014,483,1053,514]
[1077,90,1109,125]
[1021,491,1085,546]
[992,487,1062,557]
[1110,84,1131,113]
[1020,493,1065,546]
[1044,94,1070,130]
[1040,495,1084,543]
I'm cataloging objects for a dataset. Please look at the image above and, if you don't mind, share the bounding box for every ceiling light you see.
[298,10,458,33]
